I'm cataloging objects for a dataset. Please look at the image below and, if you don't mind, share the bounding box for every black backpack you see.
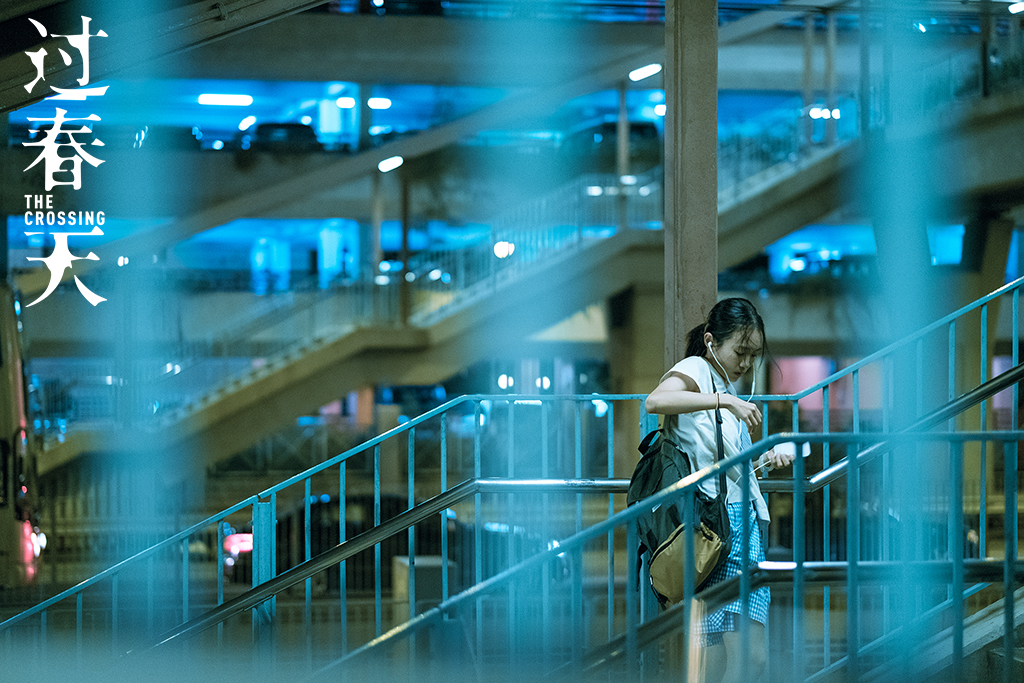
[626,423,731,601]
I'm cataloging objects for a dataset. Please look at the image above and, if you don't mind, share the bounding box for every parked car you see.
[248,122,323,153]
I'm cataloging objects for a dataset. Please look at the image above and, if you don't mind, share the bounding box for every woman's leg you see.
[719,619,766,683]
[701,642,727,683]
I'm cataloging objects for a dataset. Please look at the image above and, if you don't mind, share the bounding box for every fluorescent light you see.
[378,155,404,173]
[1011,1,1024,13]
[809,107,822,119]
[629,63,662,82]
[832,108,841,119]
[336,96,356,109]
[198,94,253,106]
[238,115,257,131]
[654,103,666,116]
[367,97,392,110]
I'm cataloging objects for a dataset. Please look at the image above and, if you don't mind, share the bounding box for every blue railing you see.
[301,430,1023,683]
[6,264,1015,675]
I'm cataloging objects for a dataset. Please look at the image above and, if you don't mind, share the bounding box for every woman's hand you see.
[721,393,761,429]
[758,448,796,472]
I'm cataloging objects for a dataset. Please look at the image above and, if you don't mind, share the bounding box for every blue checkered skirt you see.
[698,502,769,646]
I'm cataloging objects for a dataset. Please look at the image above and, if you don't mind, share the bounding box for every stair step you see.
[988,646,1024,664]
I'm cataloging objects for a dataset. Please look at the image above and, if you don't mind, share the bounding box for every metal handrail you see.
[580,559,1024,673]
[151,431,1024,656]
[147,478,630,649]
[303,431,1024,677]
[757,360,1024,493]
[808,361,1024,489]
[0,494,259,632]
[776,275,1023,402]
[256,393,646,500]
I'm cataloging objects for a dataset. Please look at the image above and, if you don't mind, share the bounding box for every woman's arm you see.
[644,371,716,414]
[645,370,763,428]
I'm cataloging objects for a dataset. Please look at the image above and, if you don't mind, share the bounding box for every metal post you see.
[181,536,189,623]
[304,476,312,669]
[980,305,989,557]
[573,401,583,665]
[340,460,348,656]
[1005,288,1019,683]
[794,438,806,682]
[607,403,616,641]
[474,401,483,659]
[847,435,861,680]
[822,386,832,666]
[374,445,383,637]
[626,520,639,672]
[951,441,965,681]
[252,501,274,655]
[408,427,417,667]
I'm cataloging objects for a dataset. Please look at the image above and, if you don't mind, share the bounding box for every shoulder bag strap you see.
[713,406,729,500]
[713,407,732,544]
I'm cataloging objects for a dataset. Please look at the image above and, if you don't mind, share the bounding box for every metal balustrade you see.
[282,431,1023,683]
[3,272,1023,680]
[1,394,646,662]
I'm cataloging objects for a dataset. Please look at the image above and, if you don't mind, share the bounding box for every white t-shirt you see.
[660,355,769,522]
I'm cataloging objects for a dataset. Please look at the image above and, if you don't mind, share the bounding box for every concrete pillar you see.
[616,81,630,232]
[400,173,411,325]
[370,171,384,281]
[859,0,872,138]
[980,0,993,97]
[0,113,7,278]
[607,286,665,476]
[358,83,374,152]
[663,0,718,368]
[802,13,816,146]
[825,11,839,146]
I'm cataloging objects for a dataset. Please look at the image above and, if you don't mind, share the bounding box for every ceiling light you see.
[238,115,257,131]
[493,241,515,259]
[378,155,404,173]
[1010,1,1024,13]
[198,94,253,106]
[336,96,356,109]
[368,97,392,110]
[629,64,663,82]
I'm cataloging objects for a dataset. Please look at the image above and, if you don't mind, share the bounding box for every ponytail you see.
[683,323,707,359]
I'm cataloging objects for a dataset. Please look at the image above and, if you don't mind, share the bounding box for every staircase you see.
[2,275,1022,682]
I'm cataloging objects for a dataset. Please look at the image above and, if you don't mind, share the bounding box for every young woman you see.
[645,297,793,683]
